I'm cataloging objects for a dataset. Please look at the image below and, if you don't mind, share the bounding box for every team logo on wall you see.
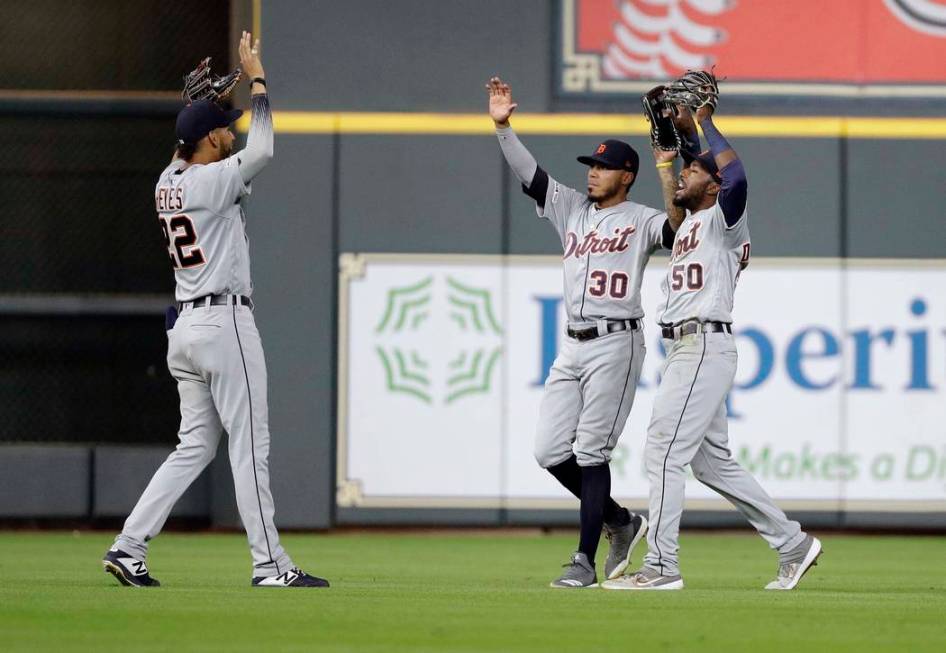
[373,275,503,405]
[884,0,946,37]
[558,0,946,98]
[336,254,507,508]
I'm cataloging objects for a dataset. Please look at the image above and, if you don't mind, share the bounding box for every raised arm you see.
[654,145,685,236]
[236,31,273,184]
[671,104,701,161]
[696,102,747,226]
[487,77,548,205]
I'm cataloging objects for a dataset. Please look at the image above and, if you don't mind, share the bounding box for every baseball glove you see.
[182,57,242,104]
[664,69,720,112]
[642,85,681,152]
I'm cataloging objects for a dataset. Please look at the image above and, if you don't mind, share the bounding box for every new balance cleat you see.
[765,536,822,590]
[102,548,160,587]
[252,567,330,588]
[601,566,683,591]
[604,512,648,580]
[550,551,598,589]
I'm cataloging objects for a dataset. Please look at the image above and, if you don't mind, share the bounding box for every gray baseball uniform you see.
[643,197,806,577]
[113,94,296,578]
[497,128,668,468]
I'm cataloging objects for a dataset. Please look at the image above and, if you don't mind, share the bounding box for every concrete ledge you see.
[0,445,91,517]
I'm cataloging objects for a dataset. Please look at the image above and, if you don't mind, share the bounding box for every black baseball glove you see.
[642,85,681,152]
[182,57,242,104]
[663,69,720,112]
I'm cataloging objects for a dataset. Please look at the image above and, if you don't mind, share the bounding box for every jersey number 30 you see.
[159,215,205,269]
[588,270,629,298]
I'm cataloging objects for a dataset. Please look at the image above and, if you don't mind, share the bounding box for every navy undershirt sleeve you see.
[701,118,747,227]
[717,159,748,227]
[522,166,549,208]
[679,129,701,161]
[661,219,675,250]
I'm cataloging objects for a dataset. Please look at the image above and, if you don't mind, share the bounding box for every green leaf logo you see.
[376,276,433,333]
[375,276,503,405]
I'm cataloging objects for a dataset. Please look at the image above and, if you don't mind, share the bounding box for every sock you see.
[578,464,611,564]
[547,456,629,527]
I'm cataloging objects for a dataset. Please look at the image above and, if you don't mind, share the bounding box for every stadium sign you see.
[337,254,946,512]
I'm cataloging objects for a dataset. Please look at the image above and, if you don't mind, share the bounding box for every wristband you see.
[251,77,266,87]
[655,161,674,169]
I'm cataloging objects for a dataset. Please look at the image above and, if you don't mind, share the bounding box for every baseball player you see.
[487,77,684,588]
[603,83,822,591]
[102,32,328,588]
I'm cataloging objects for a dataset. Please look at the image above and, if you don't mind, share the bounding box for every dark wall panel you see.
[0,115,179,294]
[93,446,210,518]
[237,134,335,528]
[339,136,503,253]
[266,0,550,112]
[0,446,90,517]
[736,138,842,257]
[0,315,177,445]
[0,0,230,91]
[847,140,946,258]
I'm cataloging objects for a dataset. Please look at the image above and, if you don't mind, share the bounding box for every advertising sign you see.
[337,254,946,512]
[559,0,946,97]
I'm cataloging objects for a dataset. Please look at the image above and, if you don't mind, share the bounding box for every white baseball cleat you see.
[601,566,683,591]
[765,536,822,590]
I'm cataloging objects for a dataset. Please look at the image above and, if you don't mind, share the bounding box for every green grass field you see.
[1,531,943,652]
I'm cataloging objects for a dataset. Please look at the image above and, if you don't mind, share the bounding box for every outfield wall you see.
[2,0,945,530]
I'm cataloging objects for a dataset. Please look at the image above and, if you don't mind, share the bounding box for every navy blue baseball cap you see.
[577,139,640,175]
[175,100,243,145]
[681,149,722,182]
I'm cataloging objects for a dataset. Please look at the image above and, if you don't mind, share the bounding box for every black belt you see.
[567,319,641,342]
[660,320,732,340]
[177,294,253,312]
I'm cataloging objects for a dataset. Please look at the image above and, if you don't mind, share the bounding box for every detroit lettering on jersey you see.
[155,155,254,302]
[563,226,637,259]
[659,201,750,326]
[540,176,667,325]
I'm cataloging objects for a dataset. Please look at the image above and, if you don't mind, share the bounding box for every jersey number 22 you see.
[159,215,205,269]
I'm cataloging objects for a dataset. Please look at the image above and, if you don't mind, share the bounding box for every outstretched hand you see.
[695,98,715,122]
[486,76,518,127]
[669,103,697,135]
[238,30,265,81]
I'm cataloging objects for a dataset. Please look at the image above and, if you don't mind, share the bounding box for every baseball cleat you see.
[604,512,648,580]
[550,551,598,589]
[102,548,160,587]
[765,536,822,590]
[252,567,330,588]
[601,566,683,591]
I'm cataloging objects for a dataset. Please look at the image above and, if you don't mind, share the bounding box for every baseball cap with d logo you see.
[577,139,640,175]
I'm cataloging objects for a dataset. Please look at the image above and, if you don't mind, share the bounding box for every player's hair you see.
[175,141,198,162]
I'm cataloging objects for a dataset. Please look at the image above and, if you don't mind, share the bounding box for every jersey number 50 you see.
[159,215,205,269]
[670,263,703,291]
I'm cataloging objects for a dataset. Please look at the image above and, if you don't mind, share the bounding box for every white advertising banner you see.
[337,254,946,512]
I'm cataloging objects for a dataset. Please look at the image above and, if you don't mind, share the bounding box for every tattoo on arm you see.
[658,167,685,231]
